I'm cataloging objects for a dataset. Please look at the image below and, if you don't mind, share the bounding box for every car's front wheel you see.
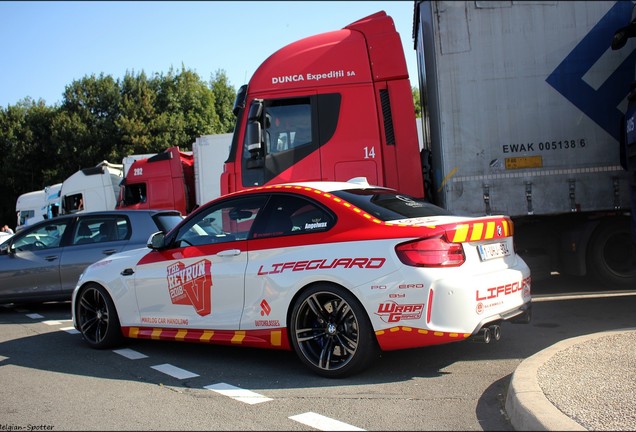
[76,283,123,349]
[289,284,379,378]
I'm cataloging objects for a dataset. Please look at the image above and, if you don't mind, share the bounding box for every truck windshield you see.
[331,189,453,221]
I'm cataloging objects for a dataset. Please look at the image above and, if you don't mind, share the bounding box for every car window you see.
[70,216,130,246]
[331,189,453,221]
[174,195,268,247]
[153,213,184,233]
[12,219,70,251]
[251,194,334,239]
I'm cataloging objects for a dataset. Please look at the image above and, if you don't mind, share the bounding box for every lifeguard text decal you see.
[167,259,212,316]
[257,257,385,275]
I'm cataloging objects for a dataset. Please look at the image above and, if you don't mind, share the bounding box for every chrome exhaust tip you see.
[471,324,502,343]
[489,324,501,341]
[471,326,492,343]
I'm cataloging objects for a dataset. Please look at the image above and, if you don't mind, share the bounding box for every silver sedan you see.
[0,210,182,304]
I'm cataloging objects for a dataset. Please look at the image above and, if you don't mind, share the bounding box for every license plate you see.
[477,242,510,261]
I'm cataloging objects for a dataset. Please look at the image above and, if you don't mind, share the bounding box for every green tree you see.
[55,73,122,170]
[0,65,238,227]
[210,69,236,133]
[0,98,57,227]
[116,70,158,155]
[412,86,422,118]
[151,66,218,150]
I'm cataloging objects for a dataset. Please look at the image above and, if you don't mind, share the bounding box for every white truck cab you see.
[59,161,123,214]
[15,183,62,231]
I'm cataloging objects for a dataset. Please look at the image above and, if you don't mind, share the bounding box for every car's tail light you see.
[395,236,465,267]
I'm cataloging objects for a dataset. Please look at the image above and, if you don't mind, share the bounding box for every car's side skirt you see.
[375,327,471,351]
[121,326,292,350]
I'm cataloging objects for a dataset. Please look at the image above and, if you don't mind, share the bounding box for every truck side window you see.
[240,93,340,188]
[18,210,34,226]
[264,100,312,153]
[62,193,84,213]
[122,183,147,205]
[242,97,313,187]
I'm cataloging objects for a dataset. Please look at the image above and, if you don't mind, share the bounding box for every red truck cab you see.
[118,147,195,215]
[221,11,423,197]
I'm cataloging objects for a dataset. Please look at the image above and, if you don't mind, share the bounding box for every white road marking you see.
[204,382,273,404]
[289,412,366,431]
[10,312,369,430]
[113,348,148,360]
[151,363,199,379]
[42,320,62,325]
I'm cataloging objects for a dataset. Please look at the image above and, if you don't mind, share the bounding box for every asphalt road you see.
[0,275,634,431]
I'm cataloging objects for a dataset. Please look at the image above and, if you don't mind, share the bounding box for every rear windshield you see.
[331,189,453,221]
[153,213,184,233]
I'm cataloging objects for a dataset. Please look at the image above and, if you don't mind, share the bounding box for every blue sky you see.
[0,1,419,107]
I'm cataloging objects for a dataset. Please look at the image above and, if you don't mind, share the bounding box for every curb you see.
[505,329,636,431]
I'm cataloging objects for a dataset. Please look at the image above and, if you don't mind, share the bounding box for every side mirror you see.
[247,98,264,155]
[246,120,263,157]
[247,99,263,121]
[147,231,166,250]
[232,85,248,116]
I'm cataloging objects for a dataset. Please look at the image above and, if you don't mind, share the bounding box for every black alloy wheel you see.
[77,284,123,348]
[290,284,378,378]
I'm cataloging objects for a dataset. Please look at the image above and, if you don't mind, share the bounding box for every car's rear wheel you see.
[76,283,123,349]
[289,284,378,378]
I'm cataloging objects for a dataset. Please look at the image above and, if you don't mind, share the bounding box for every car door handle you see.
[102,249,118,256]
[44,255,58,261]
[217,249,242,257]
[121,268,134,276]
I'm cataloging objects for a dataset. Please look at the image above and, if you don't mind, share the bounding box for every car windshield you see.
[154,213,185,233]
[331,189,453,221]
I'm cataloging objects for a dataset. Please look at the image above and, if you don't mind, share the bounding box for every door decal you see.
[167,259,212,316]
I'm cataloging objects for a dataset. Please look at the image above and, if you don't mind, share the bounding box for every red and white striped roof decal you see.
[231,184,514,241]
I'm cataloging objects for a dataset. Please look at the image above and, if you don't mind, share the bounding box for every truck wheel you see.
[76,283,124,349]
[587,218,636,288]
[289,284,379,378]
